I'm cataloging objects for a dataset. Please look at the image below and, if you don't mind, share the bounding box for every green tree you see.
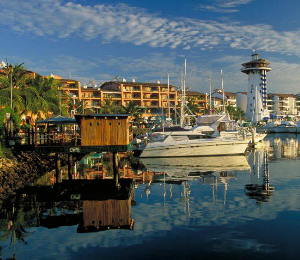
[100,98,123,114]
[226,105,236,119]
[0,62,27,112]
[122,101,141,117]
[23,75,65,118]
[235,107,245,121]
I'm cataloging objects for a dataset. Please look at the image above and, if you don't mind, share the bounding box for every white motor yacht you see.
[152,114,266,144]
[140,134,250,158]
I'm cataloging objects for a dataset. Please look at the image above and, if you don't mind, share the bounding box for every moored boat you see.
[140,135,249,158]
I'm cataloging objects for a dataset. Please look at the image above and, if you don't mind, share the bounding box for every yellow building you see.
[78,80,178,118]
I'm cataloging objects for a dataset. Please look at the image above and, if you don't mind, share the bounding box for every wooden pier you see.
[14,114,133,181]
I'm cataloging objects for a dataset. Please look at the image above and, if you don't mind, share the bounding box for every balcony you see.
[124,87,140,92]
[143,95,159,100]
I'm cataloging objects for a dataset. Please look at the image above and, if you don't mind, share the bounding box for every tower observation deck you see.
[241,52,271,122]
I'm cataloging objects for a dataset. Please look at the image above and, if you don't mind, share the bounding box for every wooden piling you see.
[55,153,61,183]
[68,154,73,181]
[113,152,119,187]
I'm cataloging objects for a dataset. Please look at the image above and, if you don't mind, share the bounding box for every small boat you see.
[274,121,296,133]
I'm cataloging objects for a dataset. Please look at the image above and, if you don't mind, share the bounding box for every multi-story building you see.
[180,91,208,115]
[266,93,298,116]
[48,74,81,100]
[102,80,178,117]
[209,89,237,110]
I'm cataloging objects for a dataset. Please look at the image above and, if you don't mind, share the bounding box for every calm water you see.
[1,134,300,260]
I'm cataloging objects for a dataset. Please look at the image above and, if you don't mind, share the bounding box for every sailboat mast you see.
[180,59,187,127]
[209,71,212,115]
[167,74,171,120]
[221,69,225,113]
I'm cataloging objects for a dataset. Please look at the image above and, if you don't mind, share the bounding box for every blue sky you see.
[1,0,300,93]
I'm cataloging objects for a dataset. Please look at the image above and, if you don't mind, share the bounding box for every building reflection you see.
[245,150,275,204]
[263,135,300,159]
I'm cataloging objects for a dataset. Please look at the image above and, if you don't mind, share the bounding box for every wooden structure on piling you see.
[31,114,133,154]
[14,114,133,183]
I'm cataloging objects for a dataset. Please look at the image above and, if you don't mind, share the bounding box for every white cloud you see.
[1,0,300,58]
[197,0,256,13]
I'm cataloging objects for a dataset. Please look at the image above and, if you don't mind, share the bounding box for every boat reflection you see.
[245,150,275,204]
[140,156,250,179]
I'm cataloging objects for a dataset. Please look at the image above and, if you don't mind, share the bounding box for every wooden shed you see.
[75,114,133,148]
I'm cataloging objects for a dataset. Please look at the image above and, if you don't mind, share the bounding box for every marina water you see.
[1,134,300,259]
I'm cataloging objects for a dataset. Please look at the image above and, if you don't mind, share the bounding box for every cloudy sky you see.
[1,0,300,93]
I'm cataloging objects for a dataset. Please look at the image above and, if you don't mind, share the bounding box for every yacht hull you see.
[140,139,249,158]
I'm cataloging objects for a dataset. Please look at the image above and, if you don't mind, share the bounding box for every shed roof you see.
[74,114,130,124]
[36,116,77,125]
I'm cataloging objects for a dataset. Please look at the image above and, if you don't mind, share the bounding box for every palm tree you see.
[226,105,236,119]
[122,101,141,118]
[235,107,245,121]
[23,75,68,118]
[0,62,27,112]
[0,61,27,90]
[100,98,123,114]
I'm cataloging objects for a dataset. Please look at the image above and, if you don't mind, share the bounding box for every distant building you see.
[266,93,298,116]
[236,92,247,112]
[179,90,208,115]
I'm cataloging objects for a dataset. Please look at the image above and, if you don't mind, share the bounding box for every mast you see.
[167,74,171,120]
[209,71,212,115]
[180,59,187,127]
[221,69,225,113]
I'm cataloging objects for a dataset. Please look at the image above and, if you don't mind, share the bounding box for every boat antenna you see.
[221,69,225,113]
[209,71,212,115]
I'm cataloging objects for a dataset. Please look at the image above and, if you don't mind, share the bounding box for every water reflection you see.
[2,134,300,259]
[245,151,275,204]
[263,134,300,159]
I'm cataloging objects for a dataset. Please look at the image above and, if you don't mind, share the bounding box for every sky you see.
[1,0,300,94]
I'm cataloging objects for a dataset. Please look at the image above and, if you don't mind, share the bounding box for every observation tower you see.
[241,51,271,122]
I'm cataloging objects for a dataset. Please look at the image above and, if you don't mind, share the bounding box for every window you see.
[89,123,92,126]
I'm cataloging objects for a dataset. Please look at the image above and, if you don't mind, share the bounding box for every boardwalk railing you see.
[35,131,81,146]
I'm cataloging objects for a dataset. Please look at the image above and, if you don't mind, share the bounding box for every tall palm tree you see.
[0,62,27,112]
[0,61,27,90]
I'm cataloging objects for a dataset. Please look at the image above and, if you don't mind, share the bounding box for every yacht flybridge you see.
[152,114,266,143]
